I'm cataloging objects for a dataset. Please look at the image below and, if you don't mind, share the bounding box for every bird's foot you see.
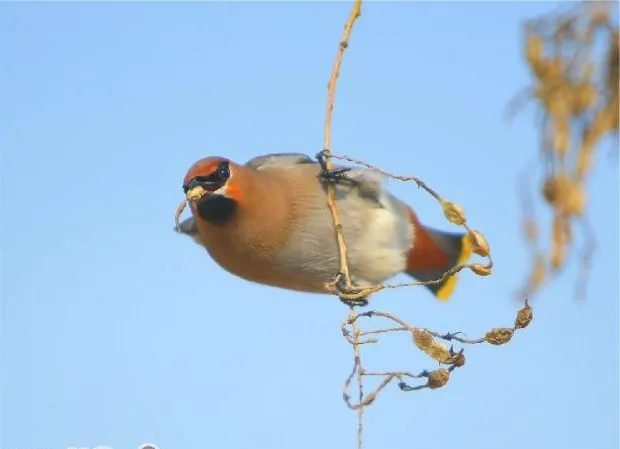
[315,150,358,186]
[339,295,369,308]
[332,271,369,308]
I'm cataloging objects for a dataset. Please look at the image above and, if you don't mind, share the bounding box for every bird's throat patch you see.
[195,195,237,225]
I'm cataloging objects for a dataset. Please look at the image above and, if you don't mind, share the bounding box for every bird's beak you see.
[185,177,223,195]
[186,178,209,192]
[186,178,202,191]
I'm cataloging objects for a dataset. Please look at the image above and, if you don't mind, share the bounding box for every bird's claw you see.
[339,295,369,308]
[315,150,357,186]
[332,271,369,307]
[320,167,353,184]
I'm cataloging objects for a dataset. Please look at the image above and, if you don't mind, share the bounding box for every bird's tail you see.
[405,222,473,301]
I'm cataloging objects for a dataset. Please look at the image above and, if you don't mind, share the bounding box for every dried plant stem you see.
[340,299,534,404]
[322,0,362,295]
[320,2,364,447]
[314,3,501,442]
[352,311,364,449]
[328,153,444,202]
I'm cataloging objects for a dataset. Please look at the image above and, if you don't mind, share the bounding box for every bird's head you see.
[182,156,243,225]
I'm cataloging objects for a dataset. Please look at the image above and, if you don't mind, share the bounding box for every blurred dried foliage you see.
[511,2,619,302]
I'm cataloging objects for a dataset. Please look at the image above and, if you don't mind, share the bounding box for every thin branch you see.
[321,2,364,448]
[322,0,363,296]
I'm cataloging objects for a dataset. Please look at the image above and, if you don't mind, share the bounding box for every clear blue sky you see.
[2,2,618,449]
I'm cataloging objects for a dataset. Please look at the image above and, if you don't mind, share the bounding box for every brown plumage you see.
[176,153,472,300]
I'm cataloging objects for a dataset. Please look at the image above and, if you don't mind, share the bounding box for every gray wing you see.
[245,152,387,204]
[342,168,385,200]
[244,152,315,170]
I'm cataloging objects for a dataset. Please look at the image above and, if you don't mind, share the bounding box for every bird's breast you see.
[192,187,332,293]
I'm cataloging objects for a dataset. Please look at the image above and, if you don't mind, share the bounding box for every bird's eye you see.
[217,164,230,180]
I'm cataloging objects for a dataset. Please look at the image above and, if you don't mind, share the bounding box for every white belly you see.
[275,185,413,289]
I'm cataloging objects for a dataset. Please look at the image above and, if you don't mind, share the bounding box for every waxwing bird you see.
[175,152,473,301]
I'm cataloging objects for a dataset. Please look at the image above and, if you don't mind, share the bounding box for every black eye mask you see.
[183,161,231,194]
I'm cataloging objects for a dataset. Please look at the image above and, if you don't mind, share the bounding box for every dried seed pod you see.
[543,172,570,207]
[444,350,466,367]
[363,391,377,406]
[515,303,534,329]
[485,328,514,345]
[427,369,450,389]
[542,176,558,205]
[413,329,433,350]
[427,343,452,364]
[413,329,452,363]
[441,201,467,225]
[468,230,491,257]
[470,264,492,277]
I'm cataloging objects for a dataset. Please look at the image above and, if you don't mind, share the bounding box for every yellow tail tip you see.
[435,233,474,302]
